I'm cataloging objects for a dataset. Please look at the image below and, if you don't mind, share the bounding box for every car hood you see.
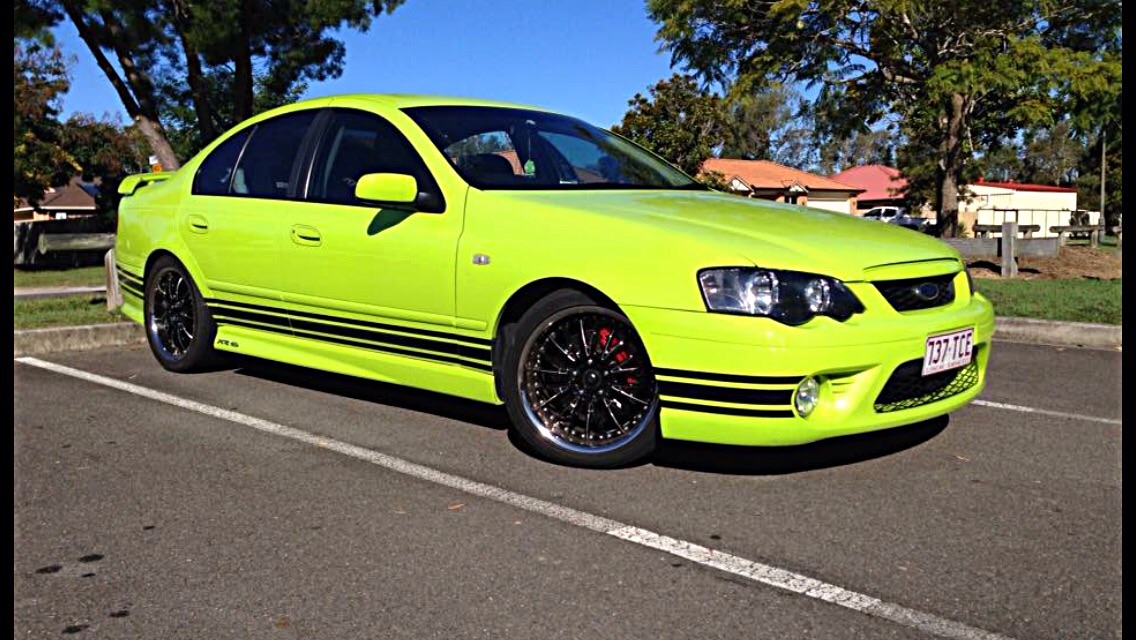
[494,189,961,281]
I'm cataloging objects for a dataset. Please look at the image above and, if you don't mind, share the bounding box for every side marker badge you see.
[473,254,491,266]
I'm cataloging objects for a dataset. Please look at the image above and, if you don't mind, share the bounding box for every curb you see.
[13,285,107,299]
[14,322,145,357]
[994,317,1121,350]
[12,316,1121,358]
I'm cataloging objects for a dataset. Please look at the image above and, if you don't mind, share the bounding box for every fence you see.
[14,217,115,268]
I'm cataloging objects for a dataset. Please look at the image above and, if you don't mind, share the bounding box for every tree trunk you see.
[61,0,181,171]
[936,93,967,238]
[233,0,255,122]
[171,0,216,143]
[134,115,181,172]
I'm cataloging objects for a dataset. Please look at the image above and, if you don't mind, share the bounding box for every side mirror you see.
[354,173,418,207]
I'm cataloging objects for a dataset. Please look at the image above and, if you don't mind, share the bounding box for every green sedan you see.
[114,94,994,467]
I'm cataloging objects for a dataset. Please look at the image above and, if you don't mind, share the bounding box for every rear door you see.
[181,109,321,304]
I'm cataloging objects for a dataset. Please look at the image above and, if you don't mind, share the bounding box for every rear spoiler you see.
[118,171,175,196]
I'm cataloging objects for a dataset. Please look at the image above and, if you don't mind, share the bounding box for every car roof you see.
[289,93,555,113]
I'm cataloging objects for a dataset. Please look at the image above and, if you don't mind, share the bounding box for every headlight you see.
[698,268,864,326]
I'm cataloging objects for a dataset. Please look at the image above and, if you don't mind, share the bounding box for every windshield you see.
[403,106,702,191]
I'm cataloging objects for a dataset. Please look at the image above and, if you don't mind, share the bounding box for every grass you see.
[14,295,126,330]
[976,278,1122,325]
[13,266,107,289]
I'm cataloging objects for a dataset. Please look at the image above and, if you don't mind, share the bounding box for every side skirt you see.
[212,324,502,405]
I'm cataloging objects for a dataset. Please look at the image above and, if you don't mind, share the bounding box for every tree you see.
[61,114,150,214]
[817,127,897,175]
[647,0,1122,237]
[14,40,77,207]
[612,74,725,178]
[977,138,1025,183]
[720,84,816,169]
[1020,121,1083,186]
[51,0,407,169]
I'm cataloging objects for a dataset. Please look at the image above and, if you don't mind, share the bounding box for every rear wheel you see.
[501,290,658,467]
[144,255,221,373]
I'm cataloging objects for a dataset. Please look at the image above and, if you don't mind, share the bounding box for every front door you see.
[275,108,464,340]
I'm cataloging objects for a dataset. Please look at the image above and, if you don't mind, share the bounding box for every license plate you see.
[922,328,974,376]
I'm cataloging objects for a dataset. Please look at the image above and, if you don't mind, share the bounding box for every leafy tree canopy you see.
[47,0,407,168]
[611,73,726,179]
[648,0,1121,236]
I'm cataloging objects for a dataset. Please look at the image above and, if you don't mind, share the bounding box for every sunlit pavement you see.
[14,341,1120,640]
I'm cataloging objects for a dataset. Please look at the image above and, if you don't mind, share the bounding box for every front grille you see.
[873,273,956,311]
[874,358,979,413]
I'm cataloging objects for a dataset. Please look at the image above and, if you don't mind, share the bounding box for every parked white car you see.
[863,206,904,222]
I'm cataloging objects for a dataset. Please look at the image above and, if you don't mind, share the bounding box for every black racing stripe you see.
[120,282,144,299]
[658,380,793,406]
[214,306,491,365]
[117,273,143,288]
[204,297,492,347]
[287,316,491,363]
[660,400,795,419]
[215,317,492,372]
[655,367,802,385]
[210,306,292,329]
[116,267,143,284]
[212,305,492,363]
[290,327,493,371]
[215,317,293,336]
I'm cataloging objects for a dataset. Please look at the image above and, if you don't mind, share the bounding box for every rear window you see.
[231,111,318,199]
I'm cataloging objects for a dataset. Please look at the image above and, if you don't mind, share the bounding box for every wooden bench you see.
[1049,225,1100,247]
[972,224,1041,238]
[946,221,1058,278]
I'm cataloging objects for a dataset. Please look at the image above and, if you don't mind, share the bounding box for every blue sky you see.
[54,0,679,129]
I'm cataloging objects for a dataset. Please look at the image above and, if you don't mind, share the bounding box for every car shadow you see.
[650,416,950,475]
[223,355,949,474]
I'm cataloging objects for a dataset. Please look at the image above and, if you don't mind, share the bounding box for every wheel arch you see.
[143,247,211,297]
[491,277,624,401]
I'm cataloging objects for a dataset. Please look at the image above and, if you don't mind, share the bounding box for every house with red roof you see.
[702,158,864,214]
[830,165,908,213]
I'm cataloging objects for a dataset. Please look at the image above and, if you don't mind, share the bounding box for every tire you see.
[500,289,659,468]
[144,255,221,373]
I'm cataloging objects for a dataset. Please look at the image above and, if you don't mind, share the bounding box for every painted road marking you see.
[973,399,1121,425]
[18,356,1014,640]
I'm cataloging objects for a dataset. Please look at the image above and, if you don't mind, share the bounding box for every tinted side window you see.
[193,129,251,196]
[231,111,318,199]
[309,110,438,206]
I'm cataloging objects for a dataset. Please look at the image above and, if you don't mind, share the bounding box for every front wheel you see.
[501,290,659,468]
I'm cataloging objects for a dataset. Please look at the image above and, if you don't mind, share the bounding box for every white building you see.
[963,179,1090,238]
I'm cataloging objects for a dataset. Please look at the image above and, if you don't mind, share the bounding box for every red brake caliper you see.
[599,327,635,386]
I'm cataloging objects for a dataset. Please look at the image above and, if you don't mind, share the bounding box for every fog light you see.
[794,376,820,417]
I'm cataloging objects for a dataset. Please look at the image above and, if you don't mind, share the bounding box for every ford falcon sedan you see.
[114,94,994,467]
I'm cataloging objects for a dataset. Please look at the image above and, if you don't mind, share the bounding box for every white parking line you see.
[18,356,1014,640]
[973,399,1121,425]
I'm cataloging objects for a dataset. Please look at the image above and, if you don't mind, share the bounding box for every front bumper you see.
[624,279,995,447]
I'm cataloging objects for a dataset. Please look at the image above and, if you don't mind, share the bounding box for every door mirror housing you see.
[355,173,419,205]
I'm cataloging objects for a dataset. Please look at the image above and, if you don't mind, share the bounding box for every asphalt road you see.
[13,340,1121,639]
